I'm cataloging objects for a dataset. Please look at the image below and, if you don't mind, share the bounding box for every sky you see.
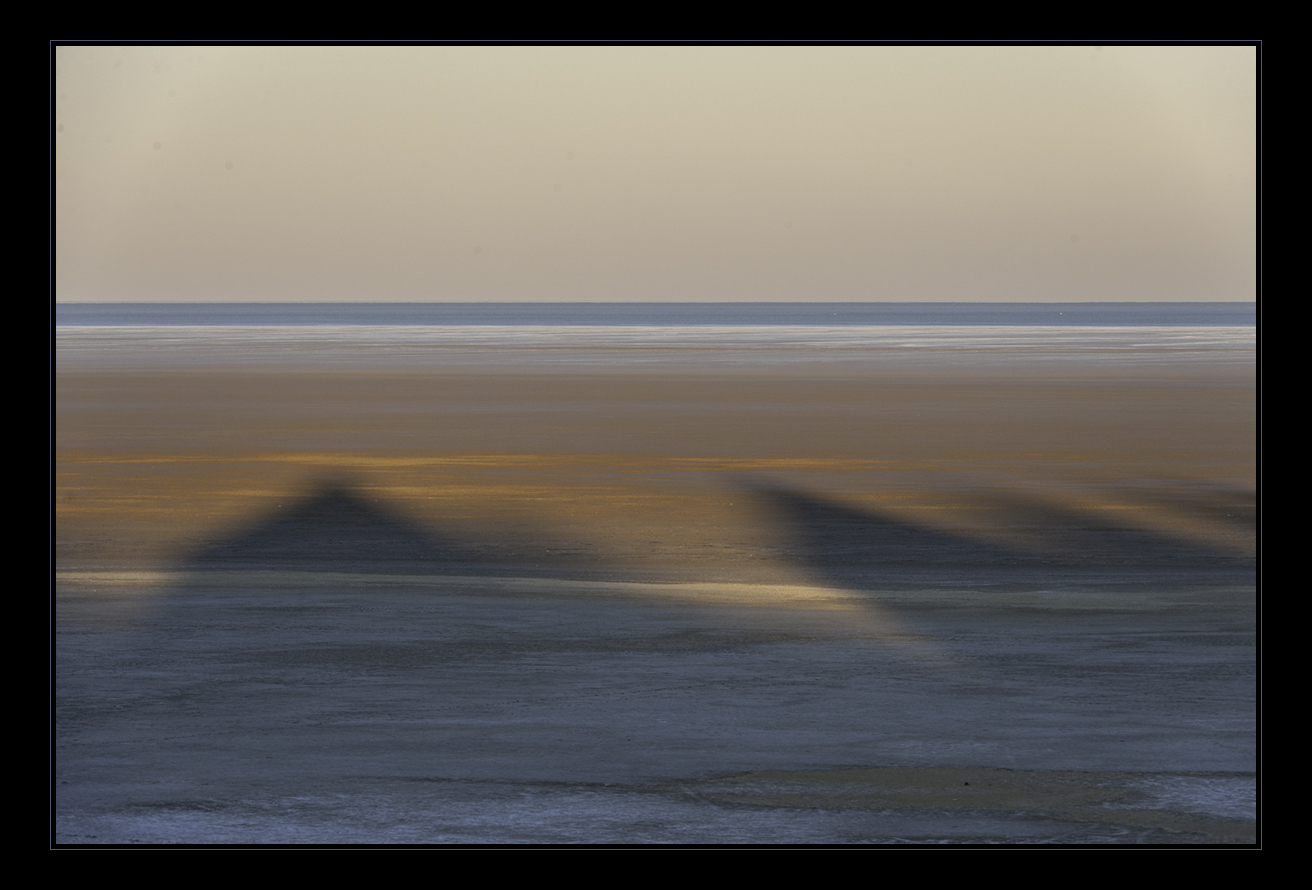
[53,45,1257,303]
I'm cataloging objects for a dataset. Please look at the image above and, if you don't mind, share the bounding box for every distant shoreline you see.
[55,301,1257,328]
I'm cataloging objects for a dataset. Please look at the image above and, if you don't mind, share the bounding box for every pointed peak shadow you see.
[179,475,630,581]
[738,478,1253,591]
[740,480,1038,590]
[184,476,463,574]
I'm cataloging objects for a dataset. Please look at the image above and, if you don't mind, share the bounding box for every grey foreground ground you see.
[56,333,1256,844]
[55,573,1255,845]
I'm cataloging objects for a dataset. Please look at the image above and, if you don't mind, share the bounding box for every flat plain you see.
[55,331,1256,844]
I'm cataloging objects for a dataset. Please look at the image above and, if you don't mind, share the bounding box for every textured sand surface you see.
[55,341,1256,844]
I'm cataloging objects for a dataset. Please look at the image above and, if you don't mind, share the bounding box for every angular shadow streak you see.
[178,474,1254,592]
[183,475,594,579]
[743,480,1255,591]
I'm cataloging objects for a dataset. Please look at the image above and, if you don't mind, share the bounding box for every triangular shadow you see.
[182,475,580,578]
[742,479,1254,591]
[185,477,472,574]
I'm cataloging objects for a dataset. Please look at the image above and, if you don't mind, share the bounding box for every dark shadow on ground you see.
[183,476,601,579]
[742,480,1255,591]
[177,474,1253,592]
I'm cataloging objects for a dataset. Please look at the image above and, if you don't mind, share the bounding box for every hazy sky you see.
[54,45,1256,303]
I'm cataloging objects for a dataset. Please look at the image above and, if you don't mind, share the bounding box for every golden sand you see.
[56,365,1255,583]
